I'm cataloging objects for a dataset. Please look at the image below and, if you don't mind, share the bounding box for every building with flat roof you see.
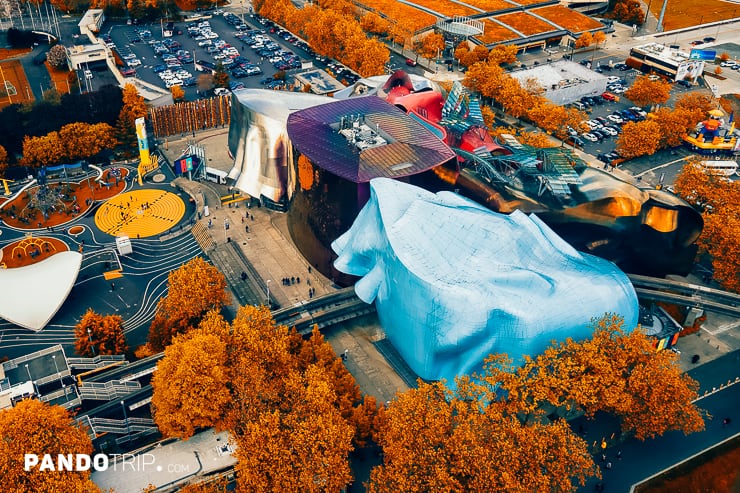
[78,9,105,38]
[628,43,705,82]
[508,60,608,105]
[293,69,346,95]
[66,43,108,70]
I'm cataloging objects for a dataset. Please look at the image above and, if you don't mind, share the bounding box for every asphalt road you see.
[578,375,740,492]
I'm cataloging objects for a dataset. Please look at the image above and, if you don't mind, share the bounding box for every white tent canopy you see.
[0,251,83,331]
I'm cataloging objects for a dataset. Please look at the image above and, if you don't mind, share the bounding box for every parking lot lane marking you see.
[634,157,690,178]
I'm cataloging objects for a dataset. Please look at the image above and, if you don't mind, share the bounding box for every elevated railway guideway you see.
[271,287,376,335]
[628,274,740,318]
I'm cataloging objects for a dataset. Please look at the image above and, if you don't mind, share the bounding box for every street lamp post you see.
[25,364,37,396]
[266,279,271,307]
[121,400,130,441]
[51,354,60,378]
[87,327,96,356]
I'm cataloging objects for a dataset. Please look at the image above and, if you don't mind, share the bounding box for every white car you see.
[629,106,648,117]
[612,86,626,94]
[84,69,93,79]
[587,120,602,130]
[607,76,621,84]
[607,114,624,124]
[127,59,141,67]
[582,133,598,142]
[601,126,618,136]
[198,40,212,47]
[165,78,182,88]
[213,53,227,60]
[214,87,231,96]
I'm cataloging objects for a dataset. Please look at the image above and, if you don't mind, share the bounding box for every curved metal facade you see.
[227,90,331,210]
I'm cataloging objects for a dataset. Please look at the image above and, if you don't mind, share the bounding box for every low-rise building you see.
[628,43,705,82]
[508,60,608,105]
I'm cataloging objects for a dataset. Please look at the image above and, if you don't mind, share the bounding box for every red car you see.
[601,92,617,101]
[120,67,136,77]
[405,58,417,67]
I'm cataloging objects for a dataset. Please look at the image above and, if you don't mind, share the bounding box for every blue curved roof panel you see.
[332,178,639,386]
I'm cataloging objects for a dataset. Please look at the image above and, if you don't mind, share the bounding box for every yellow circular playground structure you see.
[95,189,185,238]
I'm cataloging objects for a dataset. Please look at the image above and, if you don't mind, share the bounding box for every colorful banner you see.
[135,117,150,166]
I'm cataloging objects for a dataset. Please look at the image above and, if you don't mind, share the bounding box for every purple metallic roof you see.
[287,96,455,183]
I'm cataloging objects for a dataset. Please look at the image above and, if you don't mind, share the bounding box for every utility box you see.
[116,235,133,256]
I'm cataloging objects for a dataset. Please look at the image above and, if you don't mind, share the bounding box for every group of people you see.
[282,276,300,286]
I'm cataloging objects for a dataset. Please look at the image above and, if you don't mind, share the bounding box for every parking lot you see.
[562,63,711,166]
[98,11,358,99]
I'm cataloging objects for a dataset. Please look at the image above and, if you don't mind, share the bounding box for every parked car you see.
[607,114,624,124]
[582,133,598,142]
[600,126,618,136]
[601,92,617,101]
[214,87,231,96]
[405,58,417,67]
[120,67,136,76]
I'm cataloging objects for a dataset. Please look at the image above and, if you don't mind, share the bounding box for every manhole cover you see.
[153,173,166,183]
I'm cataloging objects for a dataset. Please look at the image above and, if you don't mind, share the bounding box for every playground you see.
[0,167,128,230]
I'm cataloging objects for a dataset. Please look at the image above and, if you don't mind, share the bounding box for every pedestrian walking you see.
[616,450,622,460]
[601,454,606,462]
[110,282,116,292]
[605,462,612,470]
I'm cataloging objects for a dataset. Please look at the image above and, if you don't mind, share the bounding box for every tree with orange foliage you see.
[497,76,541,118]
[116,83,148,153]
[368,381,597,493]
[222,306,355,492]
[74,308,127,357]
[0,399,99,492]
[528,102,588,140]
[515,130,558,148]
[616,120,661,158]
[674,92,713,126]
[674,159,740,292]
[360,12,391,36]
[480,314,704,440]
[624,75,671,108]
[147,257,229,351]
[463,60,507,98]
[610,0,645,25]
[151,311,232,439]
[575,31,594,49]
[0,144,8,177]
[488,44,518,65]
[593,31,606,46]
[652,107,699,148]
[150,305,373,489]
[22,131,64,168]
[59,122,118,162]
[170,85,185,101]
[417,32,445,60]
